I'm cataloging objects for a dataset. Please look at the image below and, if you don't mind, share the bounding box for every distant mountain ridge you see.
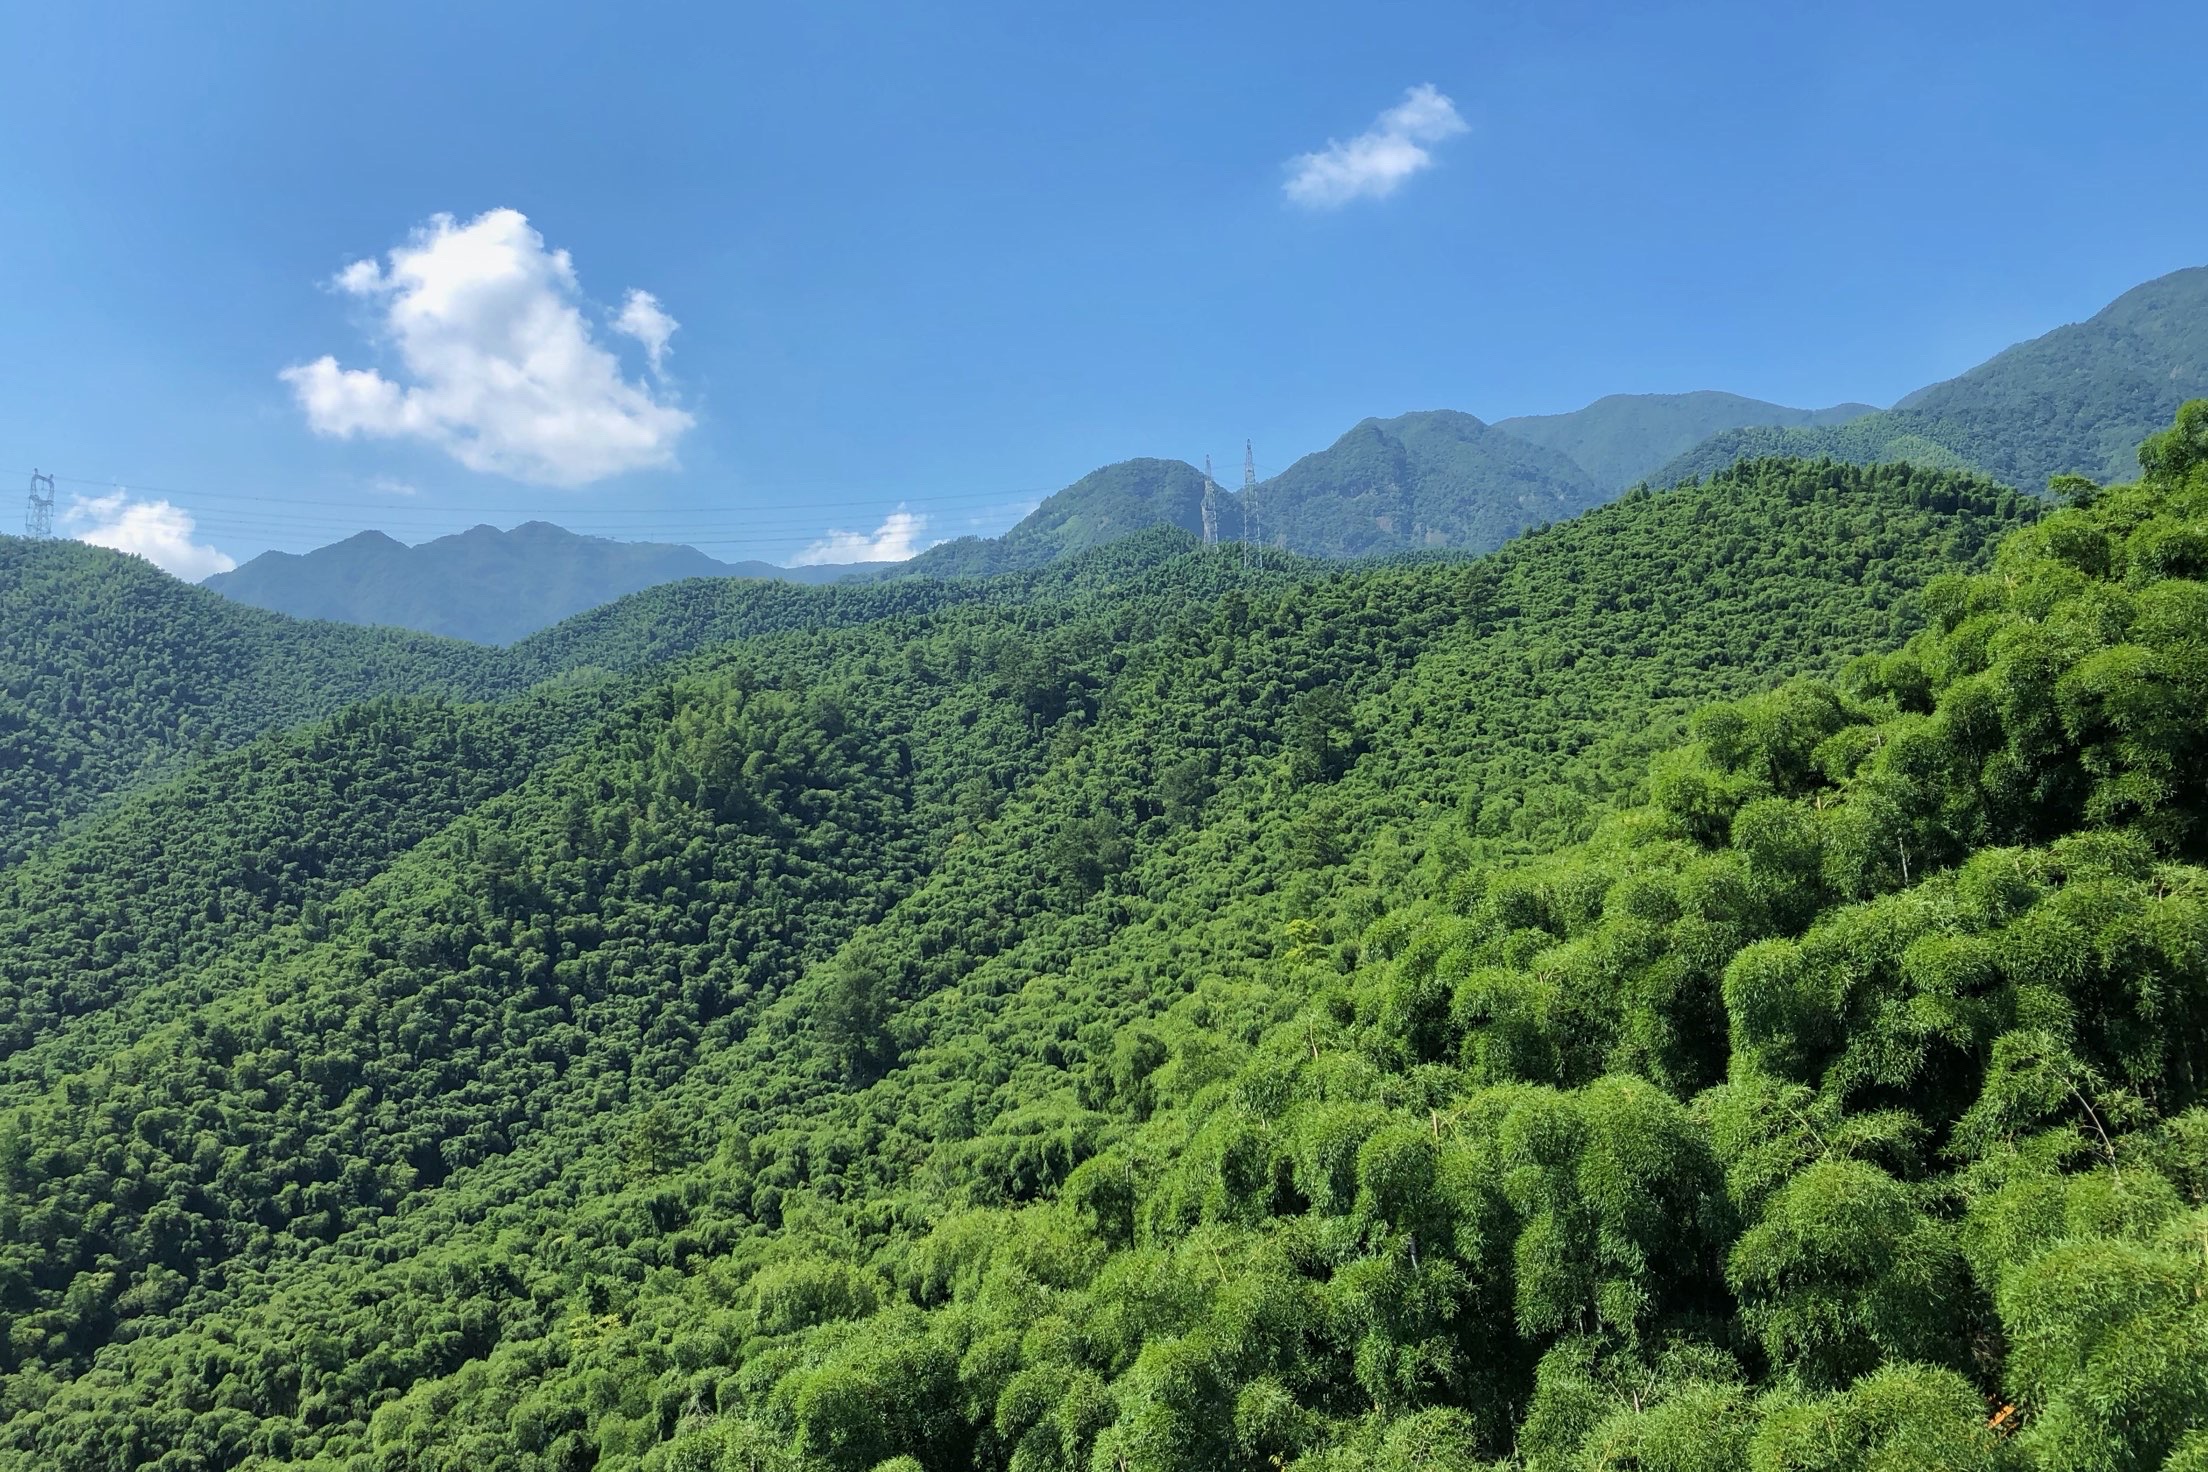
[1651,265,2208,489]
[1257,409,1602,555]
[1494,391,1878,491]
[923,266,2207,578]
[204,262,2208,628]
[898,410,1604,578]
[893,459,1213,579]
[206,521,881,644]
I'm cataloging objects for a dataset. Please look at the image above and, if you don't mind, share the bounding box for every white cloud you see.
[64,491,235,581]
[1283,84,1468,209]
[614,289,678,373]
[281,208,694,486]
[370,476,420,497]
[791,507,934,566]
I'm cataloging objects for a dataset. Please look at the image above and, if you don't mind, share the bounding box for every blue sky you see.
[2,1,2204,576]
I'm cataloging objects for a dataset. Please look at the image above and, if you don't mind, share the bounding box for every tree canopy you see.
[6,417,2208,1471]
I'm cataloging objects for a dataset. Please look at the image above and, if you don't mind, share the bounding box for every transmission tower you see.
[1238,474,1250,569]
[1243,441,1259,568]
[1201,456,1219,547]
[24,470,55,540]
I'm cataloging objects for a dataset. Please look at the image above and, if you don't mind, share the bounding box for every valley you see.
[17,437,2197,1468]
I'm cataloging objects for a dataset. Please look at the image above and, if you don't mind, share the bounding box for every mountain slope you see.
[906,413,1603,577]
[898,458,1211,579]
[1255,409,1603,556]
[0,526,1217,875]
[502,525,1211,680]
[0,683,625,1077]
[0,534,501,865]
[205,520,882,645]
[1656,264,2208,489]
[1493,390,1876,491]
[0,455,2042,1469]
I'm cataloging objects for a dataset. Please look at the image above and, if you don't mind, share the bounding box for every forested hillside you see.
[0,537,502,865]
[0,528,1222,870]
[1252,411,1602,558]
[898,461,1213,579]
[0,447,2073,1470]
[1656,266,2208,492]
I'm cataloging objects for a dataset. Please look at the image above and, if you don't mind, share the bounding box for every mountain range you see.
[1492,391,1878,491]
[199,264,2208,644]
[1652,264,2208,488]
[205,521,880,645]
[11,406,2208,1466]
[955,265,2207,571]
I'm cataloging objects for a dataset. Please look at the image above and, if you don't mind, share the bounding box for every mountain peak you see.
[1355,407,1492,435]
[206,524,868,643]
[1654,265,2208,489]
[1492,391,1880,491]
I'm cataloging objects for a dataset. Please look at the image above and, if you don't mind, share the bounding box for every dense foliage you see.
[0,682,624,1074]
[0,528,1223,868]
[0,537,502,865]
[0,453,2060,1470]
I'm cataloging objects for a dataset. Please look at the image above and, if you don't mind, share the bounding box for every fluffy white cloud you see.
[64,492,235,581]
[615,289,678,372]
[790,507,934,566]
[281,208,694,486]
[1284,84,1467,209]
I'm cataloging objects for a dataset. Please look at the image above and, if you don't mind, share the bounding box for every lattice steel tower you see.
[1201,456,1220,547]
[24,471,55,539]
[1242,441,1259,567]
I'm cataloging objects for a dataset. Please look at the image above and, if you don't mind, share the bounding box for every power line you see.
[15,454,1287,555]
[157,507,1025,536]
[24,469,1055,516]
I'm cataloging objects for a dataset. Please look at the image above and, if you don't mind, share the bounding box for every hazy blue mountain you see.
[1654,264,2208,489]
[1494,391,1876,490]
[211,264,2208,625]
[897,412,1600,576]
[205,521,880,644]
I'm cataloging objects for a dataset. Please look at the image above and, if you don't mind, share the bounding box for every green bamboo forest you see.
[5,405,2208,1472]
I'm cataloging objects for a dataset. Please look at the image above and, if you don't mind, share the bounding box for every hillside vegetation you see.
[0,529,1229,868]
[0,537,502,865]
[0,449,2080,1470]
